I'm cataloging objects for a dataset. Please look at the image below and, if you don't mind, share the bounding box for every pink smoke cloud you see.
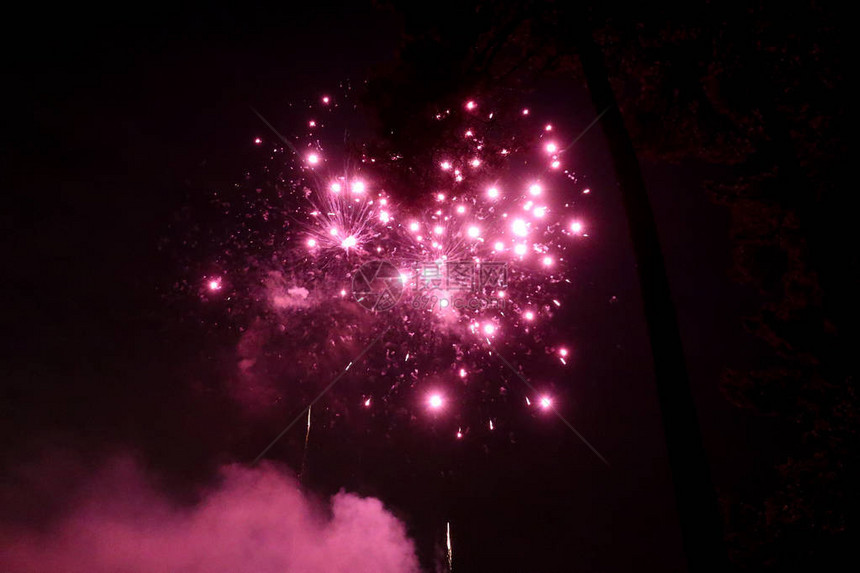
[0,456,420,573]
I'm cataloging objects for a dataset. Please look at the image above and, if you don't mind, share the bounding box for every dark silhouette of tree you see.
[570,16,727,573]
[365,1,852,570]
[595,4,853,571]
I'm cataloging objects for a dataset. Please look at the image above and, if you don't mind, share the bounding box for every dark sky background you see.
[1,3,788,572]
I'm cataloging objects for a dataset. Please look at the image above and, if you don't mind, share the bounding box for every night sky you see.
[2,3,846,573]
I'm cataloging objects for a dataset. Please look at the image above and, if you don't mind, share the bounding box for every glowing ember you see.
[487,187,500,199]
[570,221,583,234]
[512,219,528,237]
[341,235,357,249]
[545,143,558,153]
[307,153,320,165]
[429,394,444,409]
[351,181,366,194]
[539,396,553,409]
[207,279,221,291]
[528,184,542,196]
[467,226,480,238]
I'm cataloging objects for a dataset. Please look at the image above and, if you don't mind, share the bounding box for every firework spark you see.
[446,521,453,571]
[194,89,597,452]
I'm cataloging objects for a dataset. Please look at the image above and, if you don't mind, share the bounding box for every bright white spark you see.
[512,219,528,237]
